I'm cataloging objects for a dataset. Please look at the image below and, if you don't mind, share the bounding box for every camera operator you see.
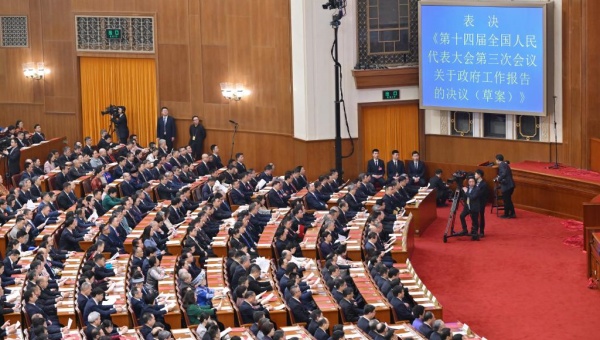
[459,176,482,241]
[110,106,129,144]
[494,154,515,219]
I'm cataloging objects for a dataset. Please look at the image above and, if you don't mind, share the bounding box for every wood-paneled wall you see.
[0,0,292,157]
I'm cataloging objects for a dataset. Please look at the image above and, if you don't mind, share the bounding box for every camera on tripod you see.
[101,105,124,117]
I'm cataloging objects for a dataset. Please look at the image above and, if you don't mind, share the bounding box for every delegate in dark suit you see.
[407,161,426,186]
[239,301,265,324]
[31,132,45,144]
[339,298,360,322]
[83,298,116,324]
[56,191,75,210]
[157,183,178,200]
[367,159,385,187]
[391,297,415,322]
[306,192,327,210]
[267,189,287,208]
[496,160,515,217]
[287,297,310,323]
[157,115,176,151]
[387,159,405,182]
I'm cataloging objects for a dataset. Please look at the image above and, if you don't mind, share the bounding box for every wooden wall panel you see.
[157,44,190,103]
[359,102,420,170]
[425,135,555,165]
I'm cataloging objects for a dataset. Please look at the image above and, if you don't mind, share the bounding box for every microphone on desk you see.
[229,120,238,125]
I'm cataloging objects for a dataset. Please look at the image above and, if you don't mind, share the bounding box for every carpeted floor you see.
[410,206,599,339]
[511,161,600,184]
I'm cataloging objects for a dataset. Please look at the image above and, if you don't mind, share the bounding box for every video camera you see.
[101,105,125,117]
[0,136,10,152]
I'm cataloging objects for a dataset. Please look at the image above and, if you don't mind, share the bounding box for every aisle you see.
[410,206,599,339]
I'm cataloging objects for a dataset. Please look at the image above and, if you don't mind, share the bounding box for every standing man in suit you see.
[111,106,129,144]
[407,151,426,187]
[235,153,247,175]
[3,138,21,176]
[428,169,451,207]
[459,177,482,241]
[387,150,405,184]
[495,154,515,219]
[367,149,385,189]
[31,124,45,144]
[188,116,206,161]
[157,107,176,151]
[474,169,488,237]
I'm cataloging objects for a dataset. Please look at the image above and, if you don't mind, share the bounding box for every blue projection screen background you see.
[419,2,549,116]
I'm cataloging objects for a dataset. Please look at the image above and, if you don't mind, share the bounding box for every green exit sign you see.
[383,89,400,100]
[106,29,122,39]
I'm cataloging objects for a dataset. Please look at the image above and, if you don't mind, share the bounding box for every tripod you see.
[229,122,239,162]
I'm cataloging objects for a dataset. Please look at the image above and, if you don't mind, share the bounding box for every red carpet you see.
[411,206,599,339]
[511,160,600,184]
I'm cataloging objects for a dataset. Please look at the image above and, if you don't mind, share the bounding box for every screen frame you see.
[418,1,553,116]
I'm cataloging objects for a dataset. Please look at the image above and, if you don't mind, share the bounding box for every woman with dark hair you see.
[91,166,105,191]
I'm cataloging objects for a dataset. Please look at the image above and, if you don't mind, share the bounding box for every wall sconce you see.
[220,83,250,101]
[22,62,49,80]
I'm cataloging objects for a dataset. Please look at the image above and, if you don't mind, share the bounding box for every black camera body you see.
[101,105,125,117]
[0,136,10,152]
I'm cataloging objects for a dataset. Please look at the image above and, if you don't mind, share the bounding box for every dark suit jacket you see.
[211,154,223,169]
[120,180,135,197]
[157,183,178,200]
[419,323,434,338]
[83,298,116,324]
[391,297,415,322]
[463,185,482,213]
[157,116,176,142]
[314,327,329,340]
[197,162,211,176]
[6,147,20,176]
[58,228,83,251]
[31,132,45,144]
[339,298,360,322]
[407,161,425,180]
[387,160,405,179]
[247,276,272,295]
[54,172,68,190]
[367,159,385,176]
[497,161,515,191]
[287,297,310,323]
[111,113,129,140]
[239,301,262,324]
[306,192,327,210]
[267,189,287,208]
[56,191,75,210]
[230,189,249,205]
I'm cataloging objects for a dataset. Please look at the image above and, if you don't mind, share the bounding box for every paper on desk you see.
[104,297,117,305]
[273,304,286,310]
[346,226,359,230]
[304,272,314,281]
[67,318,72,329]
[26,200,36,210]
[260,293,274,302]
[256,179,267,190]
[254,257,270,273]
[87,210,98,222]
[406,199,416,204]
[220,327,232,338]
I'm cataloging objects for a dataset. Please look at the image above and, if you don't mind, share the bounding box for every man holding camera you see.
[110,106,129,144]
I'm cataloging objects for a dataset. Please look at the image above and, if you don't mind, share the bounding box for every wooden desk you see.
[19,137,66,169]
[404,188,437,237]
[389,214,412,263]
[204,258,235,328]
[256,208,291,258]
[388,323,428,339]
[393,260,443,320]
[73,175,92,198]
[280,325,314,339]
[349,264,392,324]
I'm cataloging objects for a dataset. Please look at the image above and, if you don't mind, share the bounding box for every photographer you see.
[110,106,129,144]
[2,138,21,177]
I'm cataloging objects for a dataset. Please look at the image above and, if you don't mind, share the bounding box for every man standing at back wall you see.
[157,107,176,151]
